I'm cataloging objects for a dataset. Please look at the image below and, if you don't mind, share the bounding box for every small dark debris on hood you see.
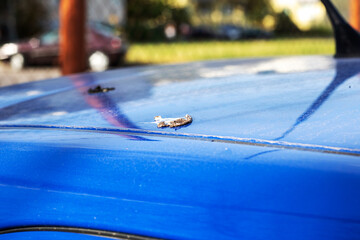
[88,85,115,94]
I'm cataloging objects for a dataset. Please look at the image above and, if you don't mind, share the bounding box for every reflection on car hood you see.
[0,55,359,152]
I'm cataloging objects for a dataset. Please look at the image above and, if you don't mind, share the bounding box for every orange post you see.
[59,0,87,75]
[350,0,360,31]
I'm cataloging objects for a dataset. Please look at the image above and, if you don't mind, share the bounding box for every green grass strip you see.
[126,38,335,64]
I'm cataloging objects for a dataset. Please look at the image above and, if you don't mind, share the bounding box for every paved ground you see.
[0,62,142,88]
[0,62,61,87]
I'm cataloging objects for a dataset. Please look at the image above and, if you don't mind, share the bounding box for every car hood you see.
[2,56,360,239]
[0,55,359,154]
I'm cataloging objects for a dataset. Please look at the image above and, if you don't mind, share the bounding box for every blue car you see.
[1,0,360,239]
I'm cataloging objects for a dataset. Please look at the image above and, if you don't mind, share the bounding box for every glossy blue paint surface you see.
[1,56,360,239]
[0,56,359,149]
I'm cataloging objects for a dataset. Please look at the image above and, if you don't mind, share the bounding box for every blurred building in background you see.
[45,0,126,25]
[88,0,126,26]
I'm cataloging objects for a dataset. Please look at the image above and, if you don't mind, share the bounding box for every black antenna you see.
[321,0,360,58]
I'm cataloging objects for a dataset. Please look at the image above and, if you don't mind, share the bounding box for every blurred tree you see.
[192,0,308,36]
[126,0,190,41]
[193,0,274,26]
[15,0,49,39]
[273,10,301,35]
[0,0,15,43]
[226,0,273,24]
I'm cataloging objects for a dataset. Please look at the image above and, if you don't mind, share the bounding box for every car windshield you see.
[40,31,59,45]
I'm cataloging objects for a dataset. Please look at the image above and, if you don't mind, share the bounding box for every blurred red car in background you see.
[0,22,128,72]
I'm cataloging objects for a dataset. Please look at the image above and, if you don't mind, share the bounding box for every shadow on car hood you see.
[0,56,359,153]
